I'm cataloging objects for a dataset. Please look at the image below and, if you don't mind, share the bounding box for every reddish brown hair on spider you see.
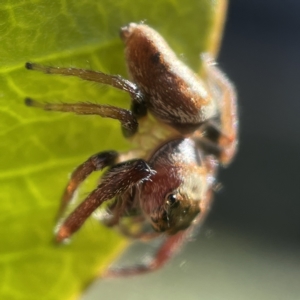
[25,22,238,276]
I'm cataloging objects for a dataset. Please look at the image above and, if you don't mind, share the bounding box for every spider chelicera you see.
[25,22,238,276]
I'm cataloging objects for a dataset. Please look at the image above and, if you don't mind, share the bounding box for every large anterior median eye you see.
[166,193,178,206]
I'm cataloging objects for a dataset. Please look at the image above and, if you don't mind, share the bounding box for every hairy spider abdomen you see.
[121,23,217,132]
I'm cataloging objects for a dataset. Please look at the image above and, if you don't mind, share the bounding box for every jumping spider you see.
[25,23,238,276]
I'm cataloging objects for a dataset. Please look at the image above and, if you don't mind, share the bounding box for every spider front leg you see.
[105,230,189,277]
[56,159,154,242]
[105,187,214,277]
[57,150,118,220]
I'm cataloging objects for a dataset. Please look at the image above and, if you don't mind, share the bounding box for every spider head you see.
[149,190,201,234]
[139,138,211,235]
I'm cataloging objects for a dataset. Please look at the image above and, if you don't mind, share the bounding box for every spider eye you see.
[166,193,177,206]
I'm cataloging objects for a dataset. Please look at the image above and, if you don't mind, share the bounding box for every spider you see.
[25,22,238,276]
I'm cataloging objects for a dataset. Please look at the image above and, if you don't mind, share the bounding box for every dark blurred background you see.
[83,1,300,299]
[216,0,300,241]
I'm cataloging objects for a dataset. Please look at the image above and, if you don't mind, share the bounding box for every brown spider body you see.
[25,22,238,276]
[121,23,216,133]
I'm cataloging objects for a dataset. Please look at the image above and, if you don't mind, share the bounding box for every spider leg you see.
[119,228,160,241]
[57,151,118,220]
[105,230,189,277]
[118,216,160,241]
[25,63,147,118]
[100,196,160,240]
[56,159,154,242]
[105,187,214,277]
[25,98,138,137]
[202,54,238,165]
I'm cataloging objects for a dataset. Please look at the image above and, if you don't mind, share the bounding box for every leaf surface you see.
[0,0,227,299]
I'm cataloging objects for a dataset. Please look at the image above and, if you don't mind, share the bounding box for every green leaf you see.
[0,0,227,299]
